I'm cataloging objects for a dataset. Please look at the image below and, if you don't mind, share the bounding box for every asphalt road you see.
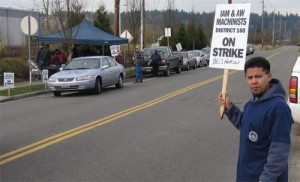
[0,46,299,181]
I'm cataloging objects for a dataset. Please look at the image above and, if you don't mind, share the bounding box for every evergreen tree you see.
[93,3,114,55]
[195,25,208,49]
[94,3,113,34]
[176,23,188,50]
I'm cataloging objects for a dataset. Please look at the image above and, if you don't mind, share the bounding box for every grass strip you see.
[0,84,47,96]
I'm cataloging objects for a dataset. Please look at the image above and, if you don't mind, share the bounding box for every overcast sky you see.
[1,0,299,15]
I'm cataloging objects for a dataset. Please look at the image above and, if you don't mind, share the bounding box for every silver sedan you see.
[188,50,208,67]
[179,51,197,71]
[47,56,125,96]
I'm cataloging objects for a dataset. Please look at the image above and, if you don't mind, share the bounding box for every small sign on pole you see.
[4,72,14,88]
[4,72,14,96]
[209,3,251,118]
[165,28,171,46]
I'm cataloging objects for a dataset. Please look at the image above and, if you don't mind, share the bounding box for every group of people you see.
[34,42,293,180]
[134,46,162,83]
[35,43,68,75]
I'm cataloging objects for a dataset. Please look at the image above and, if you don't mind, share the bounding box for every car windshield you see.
[64,58,100,70]
[202,48,211,54]
[143,48,169,59]
[191,51,200,57]
[181,53,188,58]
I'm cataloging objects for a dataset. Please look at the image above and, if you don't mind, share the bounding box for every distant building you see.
[0,7,44,46]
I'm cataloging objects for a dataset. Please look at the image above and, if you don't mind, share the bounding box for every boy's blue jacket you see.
[225,79,293,182]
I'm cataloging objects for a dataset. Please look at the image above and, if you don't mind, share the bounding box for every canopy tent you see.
[36,19,128,45]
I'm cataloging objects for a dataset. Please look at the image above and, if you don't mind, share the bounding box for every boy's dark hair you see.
[244,57,270,74]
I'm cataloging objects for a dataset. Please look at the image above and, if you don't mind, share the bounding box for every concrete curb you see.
[0,90,52,103]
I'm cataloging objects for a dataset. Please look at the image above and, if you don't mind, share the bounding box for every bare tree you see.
[145,0,161,46]
[187,10,197,49]
[162,0,178,47]
[122,0,141,48]
[49,0,85,55]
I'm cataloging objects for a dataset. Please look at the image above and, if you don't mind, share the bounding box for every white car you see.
[47,56,125,96]
[287,55,300,124]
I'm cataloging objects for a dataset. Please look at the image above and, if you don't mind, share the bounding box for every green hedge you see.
[0,57,28,79]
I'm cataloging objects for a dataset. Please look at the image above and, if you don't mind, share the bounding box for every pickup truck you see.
[142,46,183,76]
[287,55,300,124]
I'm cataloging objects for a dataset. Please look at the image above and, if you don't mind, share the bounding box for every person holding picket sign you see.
[150,50,161,77]
[218,57,293,182]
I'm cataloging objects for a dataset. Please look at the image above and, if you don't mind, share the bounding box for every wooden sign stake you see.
[220,69,229,119]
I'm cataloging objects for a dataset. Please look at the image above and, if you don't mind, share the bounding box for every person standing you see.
[38,44,51,70]
[218,57,293,182]
[150,49,161,77]
[134,46,143,83]
[115,50,124,66]
[52,49,67,71]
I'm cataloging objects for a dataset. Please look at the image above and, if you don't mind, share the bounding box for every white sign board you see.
[4,72,14,88]
[21,16,38,35]
[165,28,171,37]
[42,69,48,83]
[209,3,251,70]
[176,43,182,52]
[110,45,120,57]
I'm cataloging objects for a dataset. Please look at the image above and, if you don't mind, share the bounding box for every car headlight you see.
[76,75,95,81]
[161,60,166,64]
[48,77,57,82]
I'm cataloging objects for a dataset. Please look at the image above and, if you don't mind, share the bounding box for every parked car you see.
[287,56,300,124]
[201,47,211,64]
[47,56,125,96]
[142,46,183,76]
[246,44,255,55]
[188,50,208,67]
[178,51,197,71]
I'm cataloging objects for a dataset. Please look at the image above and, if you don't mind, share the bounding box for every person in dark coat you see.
[150,49,161,77]
[218,57,293,182]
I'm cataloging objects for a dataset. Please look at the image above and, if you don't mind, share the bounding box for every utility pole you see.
[279,16,282,44]
[140,0,145,50]
[272,10,275,47]
[261,0,264,48]
[114,0,120,36]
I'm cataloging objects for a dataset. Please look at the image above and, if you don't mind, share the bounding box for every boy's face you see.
[245,67,272,97]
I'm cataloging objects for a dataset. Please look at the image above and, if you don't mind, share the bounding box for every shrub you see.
[0,57,28,79]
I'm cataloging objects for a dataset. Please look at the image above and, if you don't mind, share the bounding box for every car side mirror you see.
[102,65,109,69]
[59,64,65,71]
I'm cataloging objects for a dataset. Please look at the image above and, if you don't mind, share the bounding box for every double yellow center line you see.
[0,72,236,165]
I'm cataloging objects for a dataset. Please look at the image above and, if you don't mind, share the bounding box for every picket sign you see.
[209,3,251,118]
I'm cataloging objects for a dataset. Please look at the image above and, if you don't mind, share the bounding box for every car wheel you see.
[94,77,101,94]
[164,65,170,76]
[53,91,61,97]
[115,75,124,88]
[176,63,182,74]
[187,63,190,71]
[194,61,197,69]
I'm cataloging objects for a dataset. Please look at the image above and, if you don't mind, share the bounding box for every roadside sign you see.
[165,28,171,37]
[20,16,38,35]
[42,69,48,83]
[4,72,14,88]
[209,3,251,70]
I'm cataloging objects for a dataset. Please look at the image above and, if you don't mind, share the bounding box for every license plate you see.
[61,83,70,88]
